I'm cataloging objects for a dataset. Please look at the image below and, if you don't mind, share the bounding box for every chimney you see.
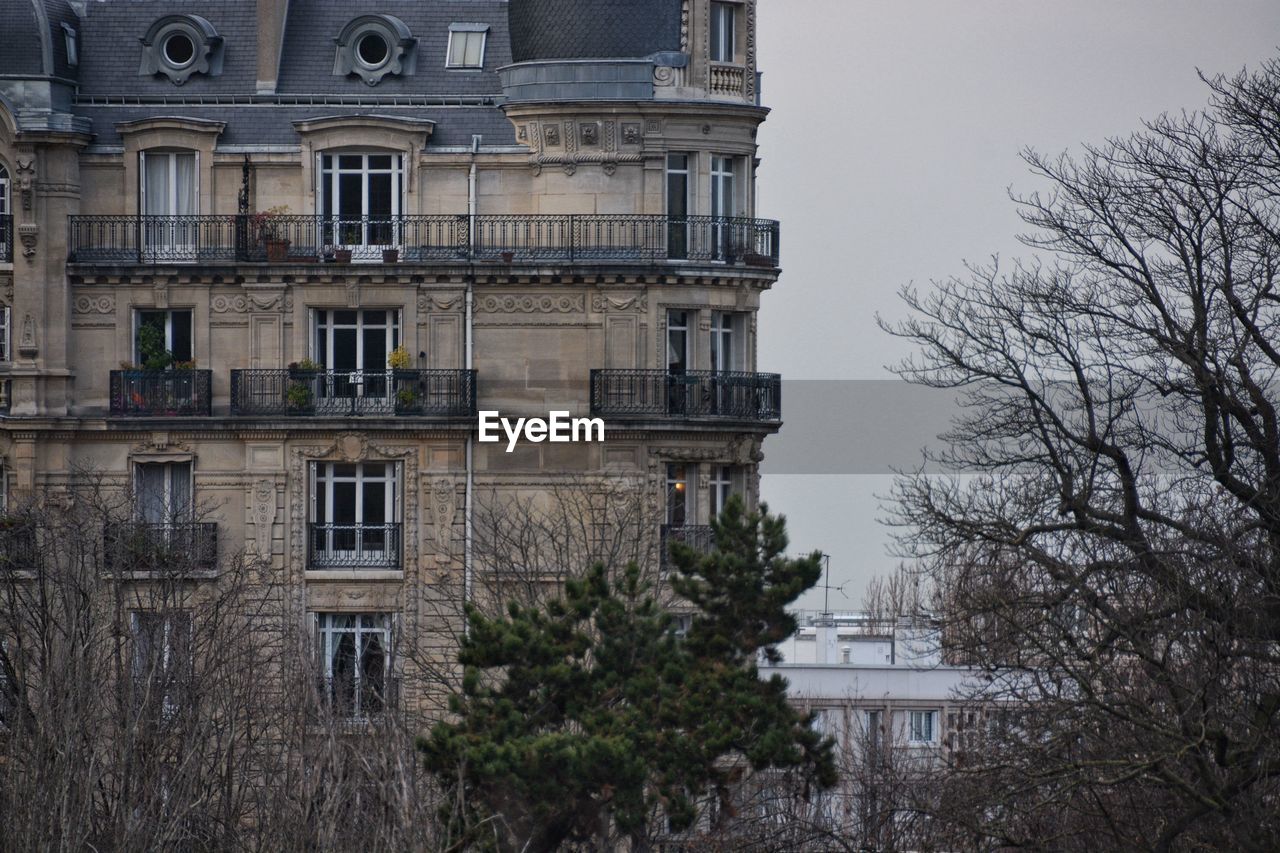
[256,0,289,94]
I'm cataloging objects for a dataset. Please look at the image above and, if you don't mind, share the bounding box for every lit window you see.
[315,613,395,717]
[909,709,938,744]
[447,24,488,69]
[710,2,737,63]
[665,463,688,527]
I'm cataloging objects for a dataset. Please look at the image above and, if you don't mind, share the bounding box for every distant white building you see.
[758,612,1002,847]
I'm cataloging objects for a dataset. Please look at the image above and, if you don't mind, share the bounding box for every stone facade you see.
[0,0,777,717]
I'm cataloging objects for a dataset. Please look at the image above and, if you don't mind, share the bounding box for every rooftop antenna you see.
[817,553,849,623]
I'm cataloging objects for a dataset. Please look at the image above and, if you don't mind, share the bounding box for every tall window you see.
[316,613,393,717]
[135,309,193,368]
[132,611,192,717]
[311,309,401,411]
[0,305,8,362]
[446,24,487,69]
[666,153,691,259]
[710,311,741,373]
[666,310,690,374]
[135,462,192,525]
[909,709,938,744]
[310,462,400,569]
[141,151,196,216]
[320,153,403,251]
[140,151,197,260]
[710,2,737,63]
[711,155,737,260]
[708,465,735,519]
[666,463,688,527]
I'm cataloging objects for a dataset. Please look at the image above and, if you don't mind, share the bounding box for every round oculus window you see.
[162,31,197,67]
[355,31,390,67]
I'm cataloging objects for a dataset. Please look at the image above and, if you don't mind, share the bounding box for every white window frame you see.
[315,612,394,718]
[709,311,739,373]
[139,150,198,216]
[312,308,401,372]
[134,461,193,525]
[309,461,400,564]
[62,23,78,66]
[0,163,10,217]
[710,2,737,63]
[666,309,690,373]
[0,305,8,362]
[319,152,404,252]
[446,24,488,69]
[708,464,734,519]
[134,308,193,366]
[908,709,938,744]
[710,155,736,219]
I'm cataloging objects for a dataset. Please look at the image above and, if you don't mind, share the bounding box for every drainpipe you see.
[464,135,480,621]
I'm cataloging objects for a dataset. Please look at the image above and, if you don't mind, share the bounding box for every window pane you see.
[464,33,484,66]
[136,463,167,523]
[367,155,392,171]
[171,311,193,362]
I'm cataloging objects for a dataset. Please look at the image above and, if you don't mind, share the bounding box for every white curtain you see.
[143,153,169,216]
[143,152,196,215]
[175,153,195,216]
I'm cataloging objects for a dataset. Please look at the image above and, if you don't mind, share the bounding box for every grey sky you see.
[754,0,1280,610]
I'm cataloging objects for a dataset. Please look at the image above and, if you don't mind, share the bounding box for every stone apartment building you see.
[0,0,781,716]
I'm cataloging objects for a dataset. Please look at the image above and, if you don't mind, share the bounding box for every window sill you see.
[305,569,404,582]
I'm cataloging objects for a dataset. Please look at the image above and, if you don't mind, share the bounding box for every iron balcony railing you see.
[66,214,780,267]
[231,368,476,417]
[0,213,12,263]
[0,520,39,570]
[103,522,219,574]
[591,369,781,423]
[307,523,403,571]
[660,524,716,571]
[110,369,213,417]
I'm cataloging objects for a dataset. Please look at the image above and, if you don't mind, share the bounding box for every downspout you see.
[464,135,479,623]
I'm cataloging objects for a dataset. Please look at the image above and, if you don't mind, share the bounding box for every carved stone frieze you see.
[479,294,584,314]
[73,294,116,315]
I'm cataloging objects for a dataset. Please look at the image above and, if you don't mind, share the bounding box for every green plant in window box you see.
[395,387,418,411]
[136,322,174,371]
[387,345,412,370]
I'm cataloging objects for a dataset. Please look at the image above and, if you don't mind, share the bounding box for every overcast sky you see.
[753,0,1280,611]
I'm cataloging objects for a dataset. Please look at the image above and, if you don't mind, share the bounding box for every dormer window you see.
[334,15,416,85]
[61,23,78,67]
[446,24,488,70]
[139,15,223,85]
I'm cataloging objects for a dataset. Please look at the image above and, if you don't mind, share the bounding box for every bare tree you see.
[881,57,1280,850]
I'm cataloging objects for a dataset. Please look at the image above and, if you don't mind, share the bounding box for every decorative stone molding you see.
[138,15,224,85]
[592,293,647,313]
[289,437,420,574]
[73,294,115,315]
[430,477,458,564]
[479,294,584,314]
[17,224,38,260]
[418,293,464,312]
[211,292,292,313]
[622,122,642,145]
[18,314,36,357]
[15,156,35,211]
[251,478,279,557]
[333,14,416,86]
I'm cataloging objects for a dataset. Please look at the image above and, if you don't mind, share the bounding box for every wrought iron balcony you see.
[591,369,781,423]
[231,368,476,418]
[660,524,716,571]
[0,519,38,570]
[307,523,403,571]
[109,370,213,417]
[103,522,219,574]
[0,213,11,263]
[66,214,780,267]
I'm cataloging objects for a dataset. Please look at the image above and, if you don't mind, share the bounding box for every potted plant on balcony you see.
[382,247,399,264]
[252,205,292,262]
[286,357,322,414]
[334,247,353,264]
[387,345,415,412]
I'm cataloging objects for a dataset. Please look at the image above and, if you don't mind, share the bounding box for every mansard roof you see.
[0,0,81,80]
[508,0,682,62]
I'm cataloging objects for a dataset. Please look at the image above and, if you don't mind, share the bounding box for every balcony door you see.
[666,154,691,260]
[312,309,401,414]
[710,155,736,260]
[140,151,197,261]
[311,462,398,568]
[320,153,403,260]
[316,613,392,717]
[136,462,192,525]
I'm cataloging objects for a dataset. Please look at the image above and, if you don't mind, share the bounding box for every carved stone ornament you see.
[18,314,37,357]
[251,479,278,557]
[18,224,38,260]
[431,478,457,564]
[579,122,599,146]
[15,157,35,211]
[542,123,560,146]
[622,123,642,145]
[337,433,369,462]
